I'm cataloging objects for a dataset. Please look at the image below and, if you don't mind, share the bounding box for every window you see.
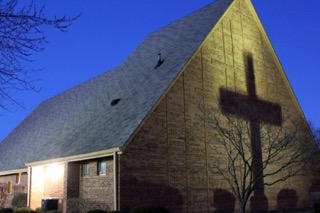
[16,173,21,184]
[98,159,107,175]
[7,181,12,194]
[81,163,89,177]
[0,187,4,199]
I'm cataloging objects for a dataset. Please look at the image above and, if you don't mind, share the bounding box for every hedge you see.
[130,206,168,213]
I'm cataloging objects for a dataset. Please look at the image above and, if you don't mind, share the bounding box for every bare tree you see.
[310,123,320,147]
[204,105,316,213]
[315,128,320,147]
[0,0,79,110]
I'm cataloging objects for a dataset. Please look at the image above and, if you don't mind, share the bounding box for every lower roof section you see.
[25,147,121,167]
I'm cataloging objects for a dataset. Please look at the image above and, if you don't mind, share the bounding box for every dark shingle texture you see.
[0,0,233,171]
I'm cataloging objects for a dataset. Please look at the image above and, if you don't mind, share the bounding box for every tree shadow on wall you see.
[11,193,27,208]
[310,181,320,205]
[277,189,298,211]
[212,188,236,213]
[66,198,110,213]
[121,177,184,213]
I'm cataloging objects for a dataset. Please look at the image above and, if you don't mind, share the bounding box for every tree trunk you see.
[239,200,246,213]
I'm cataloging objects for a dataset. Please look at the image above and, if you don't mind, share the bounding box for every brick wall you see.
[119,0,319,212]
[0,172,28,208]
[64,162,80,213]
[63,162,77,213]
[64,158,114,213]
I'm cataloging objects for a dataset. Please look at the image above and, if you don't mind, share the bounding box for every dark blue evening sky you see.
[1,0,319,141]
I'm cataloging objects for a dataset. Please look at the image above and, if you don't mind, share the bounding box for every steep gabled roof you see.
[0,0,234,171]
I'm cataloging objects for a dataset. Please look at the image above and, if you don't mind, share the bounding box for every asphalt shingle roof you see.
[0,0,233,171]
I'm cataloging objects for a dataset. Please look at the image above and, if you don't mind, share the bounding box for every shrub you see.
[130,206,168,213]
[87,210,108,213]
[34,208,41,213]
[0,208,14,213]
[14,207,35,213]
[315,204,320,213]
[46,211,61,213]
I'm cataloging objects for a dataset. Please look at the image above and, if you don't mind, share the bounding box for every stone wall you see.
[0,172,28,208]
[119,0,319,212]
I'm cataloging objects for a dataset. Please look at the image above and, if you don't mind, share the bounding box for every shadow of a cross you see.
[219,52,282,212]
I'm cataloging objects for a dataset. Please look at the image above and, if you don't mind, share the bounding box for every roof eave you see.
[0,168,28,176]
[25,147,121,167]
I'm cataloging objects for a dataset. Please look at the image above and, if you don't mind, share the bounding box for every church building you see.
[0,0,319,212]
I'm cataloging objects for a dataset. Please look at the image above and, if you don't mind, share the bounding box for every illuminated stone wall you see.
[119,0,319,212]
[30,164,64,210]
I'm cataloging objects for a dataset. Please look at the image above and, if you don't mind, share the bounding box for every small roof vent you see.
[154,53,165,69]
[111,98,121,106]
